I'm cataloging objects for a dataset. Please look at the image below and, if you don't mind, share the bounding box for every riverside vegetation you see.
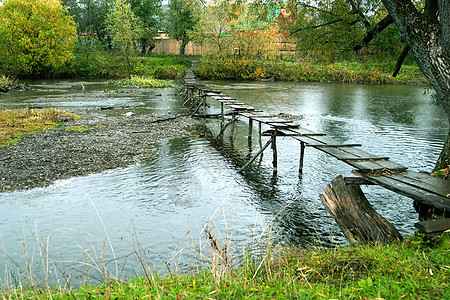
[0,109,79,147]
[0,232,448,299]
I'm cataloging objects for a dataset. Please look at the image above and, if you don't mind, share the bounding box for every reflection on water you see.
[0,80,447,287]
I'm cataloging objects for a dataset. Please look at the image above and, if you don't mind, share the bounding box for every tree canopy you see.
[106,0,143,67]
[0,0,77,77]
[167,0,200,55]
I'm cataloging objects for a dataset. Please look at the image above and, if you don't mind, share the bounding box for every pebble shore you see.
[0,108,198,192]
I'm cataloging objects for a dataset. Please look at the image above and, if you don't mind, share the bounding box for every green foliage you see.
[167,0,200,55]
[190,0,279,59]
[73,50,190,79]
[62,0,113,47]
[154,65,186,79]
[0,0,77,78]
[281,0,404,60]
[105,0,143,68]
[195,56,426,83]
[0,75,18,92]
[130,0,162,56]
[113,75,174,88]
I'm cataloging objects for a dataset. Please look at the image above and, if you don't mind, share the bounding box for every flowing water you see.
[0,80,446,287]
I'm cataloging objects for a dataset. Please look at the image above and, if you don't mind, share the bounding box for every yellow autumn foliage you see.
[0,0,77,77]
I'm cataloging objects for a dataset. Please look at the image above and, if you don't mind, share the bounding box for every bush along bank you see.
[73,52,192,79]
[194,56,428,84]
[1,232,448,299]
[0,75,28,92]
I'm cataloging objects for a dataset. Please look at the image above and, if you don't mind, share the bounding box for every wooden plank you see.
[317,146,389,161]
[288,136,400,173]
[228,105,256,111]
[269,123,300,129]
[274,129,326,137]
[414,218,450,234]
[347,160,407,174]
[395,171,450,197]
[240,113,275,119]
[251,116,292,122]
[281,128,326,137]
[218,100,244,105]
[306,143,362,148]
[357,172,450,211]
[344,177,376,185]
[381,171,450,198]
[240,112,275,117]
[348,160,398,174]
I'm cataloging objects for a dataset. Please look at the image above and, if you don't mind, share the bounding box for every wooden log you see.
[320,175,403,244]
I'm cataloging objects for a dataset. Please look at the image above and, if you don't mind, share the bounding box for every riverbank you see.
[0,107,197,192]
[194,57,427,84]
[2,232,449,299]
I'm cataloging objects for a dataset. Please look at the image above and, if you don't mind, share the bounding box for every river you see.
[0,80,446,287]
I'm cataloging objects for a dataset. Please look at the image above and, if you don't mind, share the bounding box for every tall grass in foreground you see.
[0,109,79,147]
[1,196,448,300]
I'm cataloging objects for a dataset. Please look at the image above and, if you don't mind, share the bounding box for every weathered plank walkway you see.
[183,69,450,217]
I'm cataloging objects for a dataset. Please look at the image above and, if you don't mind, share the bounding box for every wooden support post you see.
[299,141,305,176]
[220,103,224,129]
[320,175,403,244]
[272,131,278,172]
[216,118,232,138]
[258,122,262,149]
[248,118,253,151]
[203,97,207,118]
[238,137,273,172]
[230,113,236,141]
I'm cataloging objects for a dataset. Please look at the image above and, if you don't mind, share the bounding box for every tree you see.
[130,0,163,55]
[381,0,450,172]
[167,0,200,55]
[62,0,113,47]
[190,0,279,58]
[106,0,143,68]
[0,0,77,77]
[279,0,404,59]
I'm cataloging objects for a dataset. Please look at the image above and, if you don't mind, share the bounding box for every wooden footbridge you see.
[183,66,450,242]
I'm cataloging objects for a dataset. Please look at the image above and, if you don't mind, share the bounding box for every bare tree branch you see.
[354,15,394,51]
[289,19,344,35]
[392,45,410,77]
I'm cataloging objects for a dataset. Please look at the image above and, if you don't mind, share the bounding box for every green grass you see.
[0,109,79,147]
[65,125,92,133]
[73,51,191,79]
[2,232,448,299]
[112,75,175,88]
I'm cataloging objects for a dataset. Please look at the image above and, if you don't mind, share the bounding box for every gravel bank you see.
[0,108,198,192]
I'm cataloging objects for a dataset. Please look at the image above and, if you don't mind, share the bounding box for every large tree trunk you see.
[381,0,450,171]
[179,38,189,56]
